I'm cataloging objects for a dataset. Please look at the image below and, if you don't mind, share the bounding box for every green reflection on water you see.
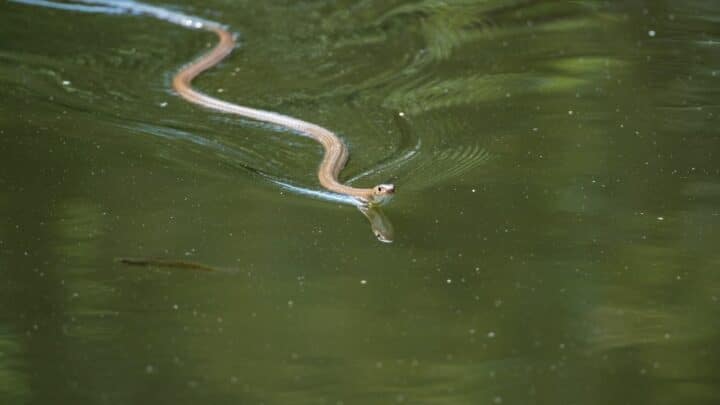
[1,0,720,404]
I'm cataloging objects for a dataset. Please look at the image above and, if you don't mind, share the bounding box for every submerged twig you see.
[115,257,219,272]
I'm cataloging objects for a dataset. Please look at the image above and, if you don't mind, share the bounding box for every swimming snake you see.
[172,23,396,206]
[12,0,397,241]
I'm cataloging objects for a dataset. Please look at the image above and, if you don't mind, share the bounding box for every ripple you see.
[349,114,492,191]
[384,72,587,114]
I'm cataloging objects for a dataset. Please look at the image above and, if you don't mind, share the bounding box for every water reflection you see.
[358,205,394,243]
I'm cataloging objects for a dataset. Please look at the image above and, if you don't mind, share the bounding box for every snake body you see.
[172,21,395,206]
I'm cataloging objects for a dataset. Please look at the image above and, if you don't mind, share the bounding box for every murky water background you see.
[2,0,719,403]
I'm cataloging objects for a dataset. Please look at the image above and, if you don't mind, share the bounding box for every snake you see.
[173,24,395,206]
[12,0,397,241]
[13,0,395,206]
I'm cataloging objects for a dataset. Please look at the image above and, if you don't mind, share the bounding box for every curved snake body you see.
[173,23,395,206]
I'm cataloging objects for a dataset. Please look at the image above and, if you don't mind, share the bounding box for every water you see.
[1,0,719,403]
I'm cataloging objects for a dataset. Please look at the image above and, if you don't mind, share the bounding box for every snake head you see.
[368,184,395,206]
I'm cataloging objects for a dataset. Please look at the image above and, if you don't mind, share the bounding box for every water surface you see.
[1,0,719,404]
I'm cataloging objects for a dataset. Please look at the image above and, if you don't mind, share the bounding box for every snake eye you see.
[377,186,382,192]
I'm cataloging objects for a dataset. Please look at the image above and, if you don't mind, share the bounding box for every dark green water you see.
[2,0,720,403]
